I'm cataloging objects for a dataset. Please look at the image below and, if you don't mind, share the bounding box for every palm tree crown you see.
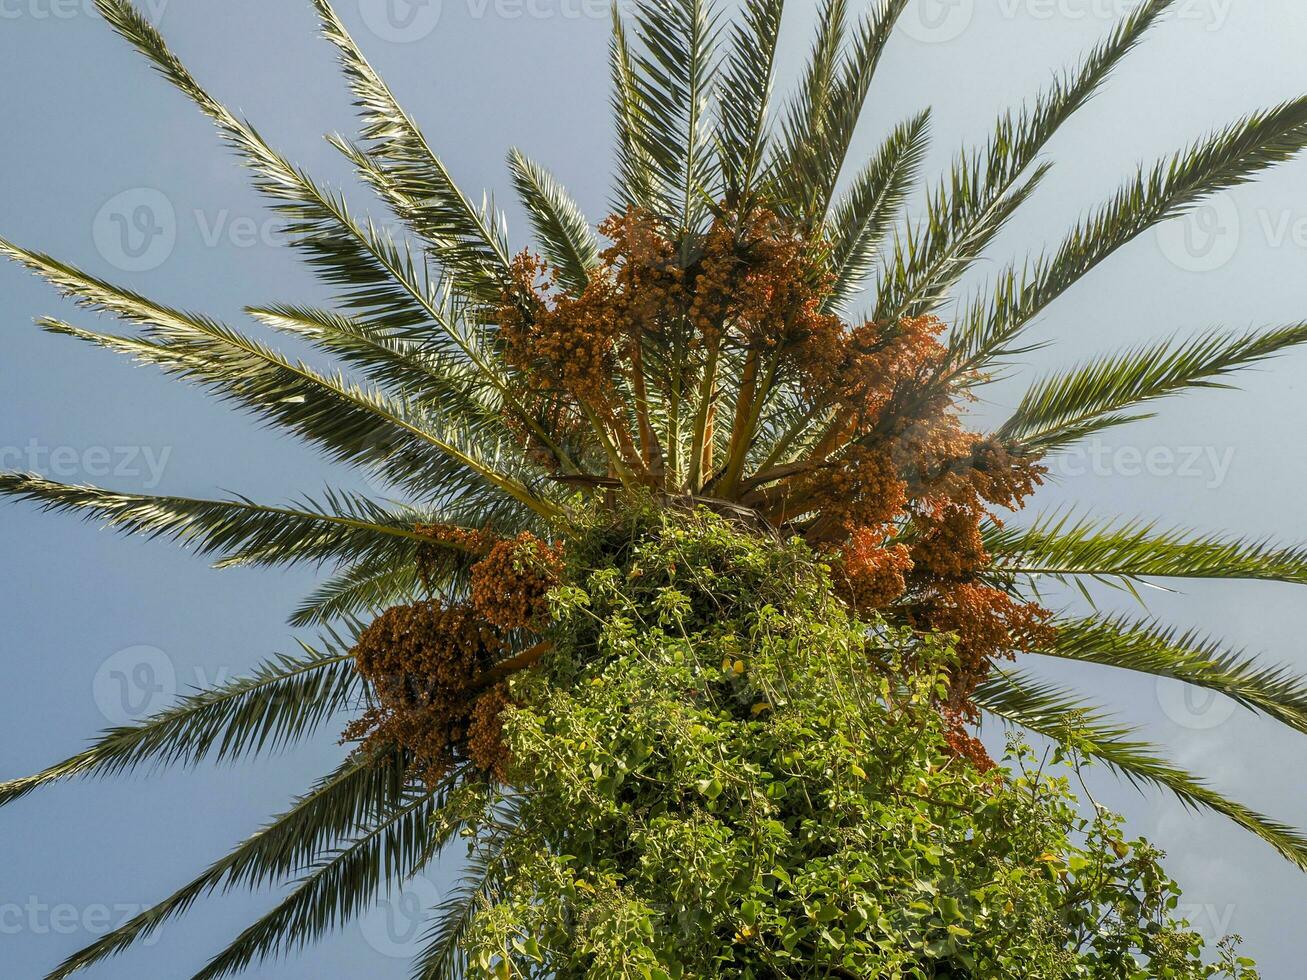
[6,0,1307,976]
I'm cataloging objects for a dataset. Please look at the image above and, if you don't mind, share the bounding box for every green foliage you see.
[873,0,1175,325]
[771,0,910,228]
[448,512,1251,978]
[45,749,410,979]
[0,472,435,570]
[975,668,1307,873]
[716,0,784,212]
[950,96,1307,373]
[6,1,1307,974]
[312,0,515,304]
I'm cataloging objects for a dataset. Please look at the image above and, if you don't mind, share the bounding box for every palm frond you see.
[977,668,1307,871]
[91,0,565,469]
[999,323,1307,449]
[874,158,1050,324]
[609,5,662,217]
[823,109,931,314]
[93,0,439,338]
[1,210,526,510]
[0,233,226,335]
[290,552,429,628]
[990,511,1307,586]
[772,0,911,227]
[954,95,1307,370]
[409,863,504,980]
[1035,615,1307,734]
[43,749,415,979]
[191,780,472,980]
[289,496,536,628]
[625,0,723,233]
[245,302,506,429]
[875,0,1176,322]
[0,472,460,570]
[507,149,600,294]
[29,308,546,511]
[311,0,513,302]
[717,0,785,211]
[768,0,844,222]
[0,642,358,809]
[411,799,522,980]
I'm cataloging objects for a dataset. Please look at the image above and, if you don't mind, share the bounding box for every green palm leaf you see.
[609,5,661,218]
[507,149,601,294]
[1035,615,1307,734]
[0,226,541,507]
[999,323,1307,450]
[769,0,844,223]
[92,0,572,470]
[411,800,523,980]
[43,748,415,979]
[245,302,509,435]
[0,473,448,569]
[954,96,1307,371]
[0,643,358,808]
[411,865,497,980]
[772,0,911,228]
[38,313,546,511]
[94,0,452,342]
[191,780,474,980]
[824,109,931,314]
[717,0,785,211]
[875,0,1176,323]
[290,553,429,628]
[976,668,1307,871]
[624,0,723,233]
[311,0,514,302]
[990,511,1307,587]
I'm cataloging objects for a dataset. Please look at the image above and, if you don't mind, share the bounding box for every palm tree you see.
[6,0,1307,975]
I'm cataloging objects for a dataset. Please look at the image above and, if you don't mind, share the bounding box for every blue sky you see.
[4,1,1307,976]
